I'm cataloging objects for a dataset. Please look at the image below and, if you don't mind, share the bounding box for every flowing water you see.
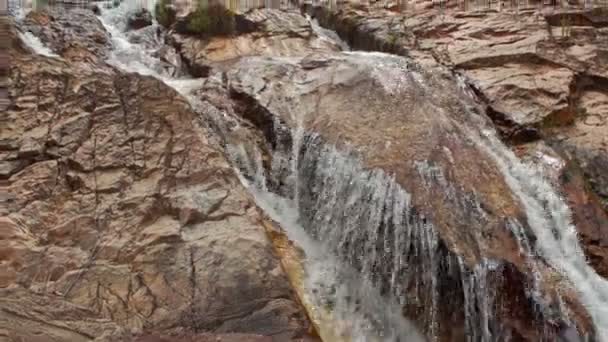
[12,1,608,341]
[99,2,426,341]
[472,128,608,341]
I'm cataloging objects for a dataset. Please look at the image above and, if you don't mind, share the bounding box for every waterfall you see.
[13,0,608,340]
[230,144,426,342]
[472,127,608,340]
[295,134,442,340]
[450,75,608,340]
[93,2,426,340]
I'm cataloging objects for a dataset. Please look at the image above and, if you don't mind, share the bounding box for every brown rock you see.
[209,52,595,341]
[2,27,315,341]
[169,8,342,76]
[310,2,608,281]
[20,8,111,63]
[127,8,153,30]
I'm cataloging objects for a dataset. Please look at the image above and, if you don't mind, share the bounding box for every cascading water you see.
[98,2,426,341]
[230,147,426,342]
[10,3,58,57]
[13,0,608,340]
[17,31,59,57]
[471,127,608,341]
[446,75,608,341]
[228,48,608,340]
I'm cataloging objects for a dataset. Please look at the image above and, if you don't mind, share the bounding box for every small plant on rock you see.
[155,0,175,28]
[187,0,236,36]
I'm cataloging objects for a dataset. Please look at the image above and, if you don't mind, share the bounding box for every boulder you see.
[127,8,153,30]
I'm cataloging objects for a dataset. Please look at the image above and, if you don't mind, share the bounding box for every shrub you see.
[155,0,175,28]
[186,1,235,36]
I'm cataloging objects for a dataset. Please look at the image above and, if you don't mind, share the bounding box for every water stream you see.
[98,2,426,341]
[12,1,608,341]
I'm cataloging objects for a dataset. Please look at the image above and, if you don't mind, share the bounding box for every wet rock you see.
[169,8,342,75]
[311,2,608,278]
[158,45,185,77]
[2,25,316,341]
[127,8,153,30]
[213,52,596,341]
[91,4,101,15]
[313,5,608,124]
[20,8,111,63]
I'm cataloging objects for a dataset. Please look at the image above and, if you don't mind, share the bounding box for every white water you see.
[14,0,608,339]
[18,31,59,57]
[11,2,58,57]
[308,14,351,51]
[447,75,608,341]
[231,149,426,342]
[95,2,426,341]
[473,128,608,341]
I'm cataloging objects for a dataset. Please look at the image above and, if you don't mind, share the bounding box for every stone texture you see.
[127,8,153,30]
[8,3,608,342]
[169,9,342,76]
[2,17,316,342]
[197,51,595,341]
[20,8,111,63]
[310,1,608,280]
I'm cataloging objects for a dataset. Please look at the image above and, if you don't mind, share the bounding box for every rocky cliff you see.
[3,1,608,342]
[308,4,608,279]
[2,8,317,342]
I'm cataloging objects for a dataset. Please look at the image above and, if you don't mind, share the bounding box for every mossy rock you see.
[155,0,176,28]
[186,3,235,36]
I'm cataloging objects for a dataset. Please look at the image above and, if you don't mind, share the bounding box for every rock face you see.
[310,2,608,279]
[169,9,342,76]
[213,51,599,341]
[6,2,608,342]
[20,8,111,63]
[2,13,316,342]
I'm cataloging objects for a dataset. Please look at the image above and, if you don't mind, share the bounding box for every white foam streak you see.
[94,1,608,338]
[230,144,426,342]
[473,128,608,340]
[18,31,59,57]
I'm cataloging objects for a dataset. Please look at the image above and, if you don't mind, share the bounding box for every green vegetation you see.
[186,1,236,36]
[155,0,175,28]
[33,0,48,10]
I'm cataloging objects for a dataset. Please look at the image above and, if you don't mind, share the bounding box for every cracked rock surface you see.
[312,5,608,214]
[1,12,315,342]
[311,0,608,280]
